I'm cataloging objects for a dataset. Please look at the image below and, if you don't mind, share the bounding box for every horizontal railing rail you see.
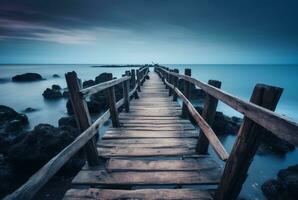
[80,76,131,97]
[164,77,229,160]
[4,66,149,200]
[157,66,298,146]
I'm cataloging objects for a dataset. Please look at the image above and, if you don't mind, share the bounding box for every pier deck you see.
[63,71,221,199]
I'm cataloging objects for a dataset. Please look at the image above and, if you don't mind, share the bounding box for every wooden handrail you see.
[80,76,130,97]
[163,78,229,161]
[157,67,298,146]
[4,67,145,200]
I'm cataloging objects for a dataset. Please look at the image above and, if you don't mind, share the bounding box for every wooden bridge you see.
[4,66,298,200]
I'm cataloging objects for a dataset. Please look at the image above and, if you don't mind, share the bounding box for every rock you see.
[23,107,38,113]
[52,84,61,90]
[258,131,295,155]
[12,73,43,82]
[0,105,29,127]
[0,105,28,154]
[62,91,69,98]
[52,74,60,78]
[7,124,83,173]
[262,164,298,200]
[145,75,150,79]
[42,88,63,99]
[83,80,96,88]
[58,116,77,129]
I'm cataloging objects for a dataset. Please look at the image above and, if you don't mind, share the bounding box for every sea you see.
[0,64,297,199]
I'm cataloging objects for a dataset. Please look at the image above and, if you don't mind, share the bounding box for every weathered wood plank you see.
[103,130,199,139]
[107,157,220,171]
[64,188,213,200]
[72,169,221,186]
[98,147,196,157]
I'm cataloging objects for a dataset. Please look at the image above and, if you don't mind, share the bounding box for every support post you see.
[181,68,191,118]
[123,71,130,112]
[196,80,221,154]
[165,67,169,89]
[65,71,99,166]
[136,69,141,92]
[168,69,173,96]
[105,73,120,127]
[131,69,139,99]
[173,69,179,101]
[215,84,283,200]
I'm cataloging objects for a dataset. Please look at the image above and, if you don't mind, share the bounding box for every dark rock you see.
[12,73,43,82]
[23,107,38,113]
[83,80,96,88]
[258,131,295,155]
[7,124,83,173]
[145,75,150,79]
[42,88,63,99]
[0,105,29,127]
[0,78,9,84]
[62,91,69,98]
[52,84,62,90]
[52,74,60,78]
[95,73,111,84]
[262,165,298,200]
[58,116,77,129]
[4,120,23,132]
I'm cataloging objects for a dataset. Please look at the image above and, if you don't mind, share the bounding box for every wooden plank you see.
[98,138,197,148]
[119,119,191,124]
[108,126,195,131]
[107,157,220,171]
[72,169,221,186]
[119,116,181,120]
[64,188,213,200]
[98,147,195,157]
[103,130,199,139]
[120,123,195,129]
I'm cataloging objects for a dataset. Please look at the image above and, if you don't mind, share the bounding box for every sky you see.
[0,0,297,64]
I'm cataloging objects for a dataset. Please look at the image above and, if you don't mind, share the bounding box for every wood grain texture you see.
[63,188,213,200]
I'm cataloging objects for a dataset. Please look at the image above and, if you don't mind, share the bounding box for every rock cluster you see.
[262,164,298,200]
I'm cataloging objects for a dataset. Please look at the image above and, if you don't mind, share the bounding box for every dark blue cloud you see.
[0,0,297,63]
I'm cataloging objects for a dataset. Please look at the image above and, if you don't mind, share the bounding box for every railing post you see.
[215,84,283,200]
[196,80,221,154]
[65,71,99,166]
[105,73,120,127]
[173,69,179,101]
[165,67,170,89]
[131,69,139,99]
[181,68,191,118]
[123,71,130,112]
[136,69,141,92]
[168,69,173,96]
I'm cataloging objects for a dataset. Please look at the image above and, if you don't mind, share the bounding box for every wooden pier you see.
[4,66,298,200]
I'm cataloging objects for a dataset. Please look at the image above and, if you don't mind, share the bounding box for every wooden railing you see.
[4,67,149,200]
[155,66,298,200]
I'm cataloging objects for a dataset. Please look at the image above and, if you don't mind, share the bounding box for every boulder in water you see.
[12,73,43,82]
[262,164,298,200]
[52,74,60,78]
[52,84,62,90]
[42,88,63,99]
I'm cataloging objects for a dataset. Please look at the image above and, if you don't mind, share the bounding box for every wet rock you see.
[7,124,83,173]
[52,84,62,90]
[258,131,295,155]
[52,74,60,78]
[4,120,24,132]
[58,116,77,129]
[262,164,298,200]
[83,80,96,88]
[42,88,63,99]
[12,73,43,82]
[62,91,69,98]
[23,107,39,113]
[145,75,150,79]
[0,105,29,128]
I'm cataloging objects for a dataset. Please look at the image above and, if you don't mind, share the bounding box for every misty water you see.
[0,64,297,199]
